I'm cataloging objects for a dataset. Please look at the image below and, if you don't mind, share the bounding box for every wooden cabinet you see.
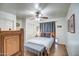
[0,29,24,56]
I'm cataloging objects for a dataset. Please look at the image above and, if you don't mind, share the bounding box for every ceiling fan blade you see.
[41,17,48,19]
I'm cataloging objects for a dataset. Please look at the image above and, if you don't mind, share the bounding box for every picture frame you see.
[68,14,75,33]
[16,23,20,27]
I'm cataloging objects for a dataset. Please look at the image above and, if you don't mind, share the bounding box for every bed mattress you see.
[25,37,54,50]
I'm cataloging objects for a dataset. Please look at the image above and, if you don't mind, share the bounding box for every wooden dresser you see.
[0,29,24,56]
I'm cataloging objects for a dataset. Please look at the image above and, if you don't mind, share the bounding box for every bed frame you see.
[40,32,56,55]
[40,32,56,39]
[0,28,24,56]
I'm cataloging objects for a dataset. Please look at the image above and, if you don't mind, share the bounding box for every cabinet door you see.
[4,35,20,56]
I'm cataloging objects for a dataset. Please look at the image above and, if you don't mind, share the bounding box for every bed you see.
[24,32,56,55]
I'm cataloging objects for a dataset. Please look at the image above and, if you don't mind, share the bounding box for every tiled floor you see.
[24,43,68,56]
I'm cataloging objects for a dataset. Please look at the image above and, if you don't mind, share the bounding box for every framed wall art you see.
[68,14,75,33]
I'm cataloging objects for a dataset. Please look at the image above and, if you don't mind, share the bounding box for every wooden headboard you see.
[40,32,56,38]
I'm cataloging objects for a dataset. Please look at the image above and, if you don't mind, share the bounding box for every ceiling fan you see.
[30,4,48,21]
[30,11,48,21]
[35,11,48,19]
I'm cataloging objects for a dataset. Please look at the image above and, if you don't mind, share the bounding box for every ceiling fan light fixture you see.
[36,17,40,21]
[38,14,41,17]
[37,18,40,21]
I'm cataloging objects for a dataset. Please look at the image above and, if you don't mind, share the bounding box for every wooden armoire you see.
[0,28,24,56]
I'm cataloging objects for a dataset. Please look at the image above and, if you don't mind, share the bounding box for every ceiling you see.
[0,3,70,19]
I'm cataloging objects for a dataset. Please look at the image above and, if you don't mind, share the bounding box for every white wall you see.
[66,4,79,56]
[16,18,26,42]
[22,19,26,42]
[56,18,67,44]
[16,18,23,28]
[0,19,14,29]
[0,11,16,30]
[26,19,39,41]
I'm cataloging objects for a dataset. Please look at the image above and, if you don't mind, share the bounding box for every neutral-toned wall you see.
[25,19,39,41]
[0,19,14,29]
[16,18,26,42]
[56,18,67,44]
[66,4,79,56]
[0,11,16,30]
[16,19,23,28]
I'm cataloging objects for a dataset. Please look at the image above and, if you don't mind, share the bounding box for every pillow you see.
[41,33,50,38]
